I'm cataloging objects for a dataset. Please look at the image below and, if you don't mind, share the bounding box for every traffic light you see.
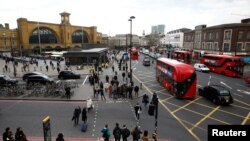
[148,104,155,116]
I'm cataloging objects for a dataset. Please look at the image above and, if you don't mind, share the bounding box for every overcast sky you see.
[1,0,250,36]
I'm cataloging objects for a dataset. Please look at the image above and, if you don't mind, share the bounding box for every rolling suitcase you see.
[81,123,88,132]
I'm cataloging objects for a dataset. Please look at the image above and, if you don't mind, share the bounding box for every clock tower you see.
[60,11,71,25]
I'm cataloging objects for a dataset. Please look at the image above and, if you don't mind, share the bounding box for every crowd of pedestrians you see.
[100,122,154,141]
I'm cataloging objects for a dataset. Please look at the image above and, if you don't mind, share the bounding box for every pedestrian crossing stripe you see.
[105,100,128,103]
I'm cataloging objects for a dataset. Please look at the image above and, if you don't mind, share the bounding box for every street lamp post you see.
[128,16,135,83]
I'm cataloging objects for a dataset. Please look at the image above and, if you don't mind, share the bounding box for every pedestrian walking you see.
[121,125,130,141]
[113,123,122,141]
[56,133,65,141]
[100,89,106,101]
[106,75,109,83]
[112,65,115,72]
[142,94,149,109]
[65,86,71,100]
[46,65,49,72]
[82,107,87,123]
[134,85,139,98]
[122,72,125,81]
[72,106,81,125]
[131,126,142,141]
[57,66,60,74]
[134,103,142,120]
[101,124,111,141]
[141,130,149,141]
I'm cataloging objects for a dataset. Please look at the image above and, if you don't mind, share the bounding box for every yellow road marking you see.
[142,79,157,83]
[160,101,201,141]
[172,97,202,114]
[160,96,174,102]
[241,112,250,125]
[193,102,247,119]
[133,74,201,141]
[180,119,207,132]
[166,101,230,125]
[155,89,167,93]
[190,106,221,131]
[231,104,250,111]
[234,98,250,107]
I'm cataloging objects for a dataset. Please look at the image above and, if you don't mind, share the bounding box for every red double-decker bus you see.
[130,48,139,60]
[200,54,244,77]
[172,51,192,64]
[156,58,197,99]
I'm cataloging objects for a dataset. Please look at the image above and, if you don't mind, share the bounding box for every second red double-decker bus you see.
[156,57,197,99]
[200,54,244,77]
[172,50,192,64]
[130,48,139,60]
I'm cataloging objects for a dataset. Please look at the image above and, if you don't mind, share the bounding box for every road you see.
[133,53,250,141]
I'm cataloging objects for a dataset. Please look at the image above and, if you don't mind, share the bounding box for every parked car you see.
[194,63,210,72]
[198,85,233,105]
[58,70,81,80]
[26,74,54,85]
[23,72,45,81]
[0,74,18,87]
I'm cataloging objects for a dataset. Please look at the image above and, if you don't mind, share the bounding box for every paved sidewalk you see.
[0,58,148,101]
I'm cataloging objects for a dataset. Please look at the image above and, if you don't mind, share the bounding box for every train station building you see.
[0,12,104,56]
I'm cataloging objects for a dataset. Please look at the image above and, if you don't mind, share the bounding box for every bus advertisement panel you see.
[172,51,192,64]
[156,58,197,99]
[200,54,244,77]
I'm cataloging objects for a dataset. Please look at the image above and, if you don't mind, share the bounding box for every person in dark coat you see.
[15,127,26,141]
[82,107,87,123]
[106,75,109,83]
[142,94,149,109]
[134,85,139,98]
[56,133,65,141]
[134,103,142,120]
[3,127,14,141]
[113,123,122,141]
[65,86,71,100]
[121,125,130,141]
[131,126,142,141]
[72,106,81,125]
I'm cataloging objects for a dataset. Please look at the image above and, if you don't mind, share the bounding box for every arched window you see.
[72,30,88,43]
[29,27,57,44]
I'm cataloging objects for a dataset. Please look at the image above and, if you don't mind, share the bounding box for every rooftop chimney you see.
[5,23,9,29]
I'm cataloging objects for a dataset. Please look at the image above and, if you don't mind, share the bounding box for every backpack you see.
[124,128,130,138]
[102,129,108,138]
[114,128,121,137]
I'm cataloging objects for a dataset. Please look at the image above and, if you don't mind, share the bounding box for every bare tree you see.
[145,33,161,47]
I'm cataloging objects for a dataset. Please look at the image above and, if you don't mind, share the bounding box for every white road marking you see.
[233,93,243,97]
[82,75,89,85]
[220,81,232,89]
[237,89,250,96]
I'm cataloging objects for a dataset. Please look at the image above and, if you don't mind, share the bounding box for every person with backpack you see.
[113,123,122,141]
[121,125,130,141]
[101,124,111,141]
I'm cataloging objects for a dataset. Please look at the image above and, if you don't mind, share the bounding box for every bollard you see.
[140,82,142,89]
[40,66,42,71]
[34,67,36,71]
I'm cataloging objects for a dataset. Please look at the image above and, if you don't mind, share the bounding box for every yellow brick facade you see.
[0,12,102,54]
